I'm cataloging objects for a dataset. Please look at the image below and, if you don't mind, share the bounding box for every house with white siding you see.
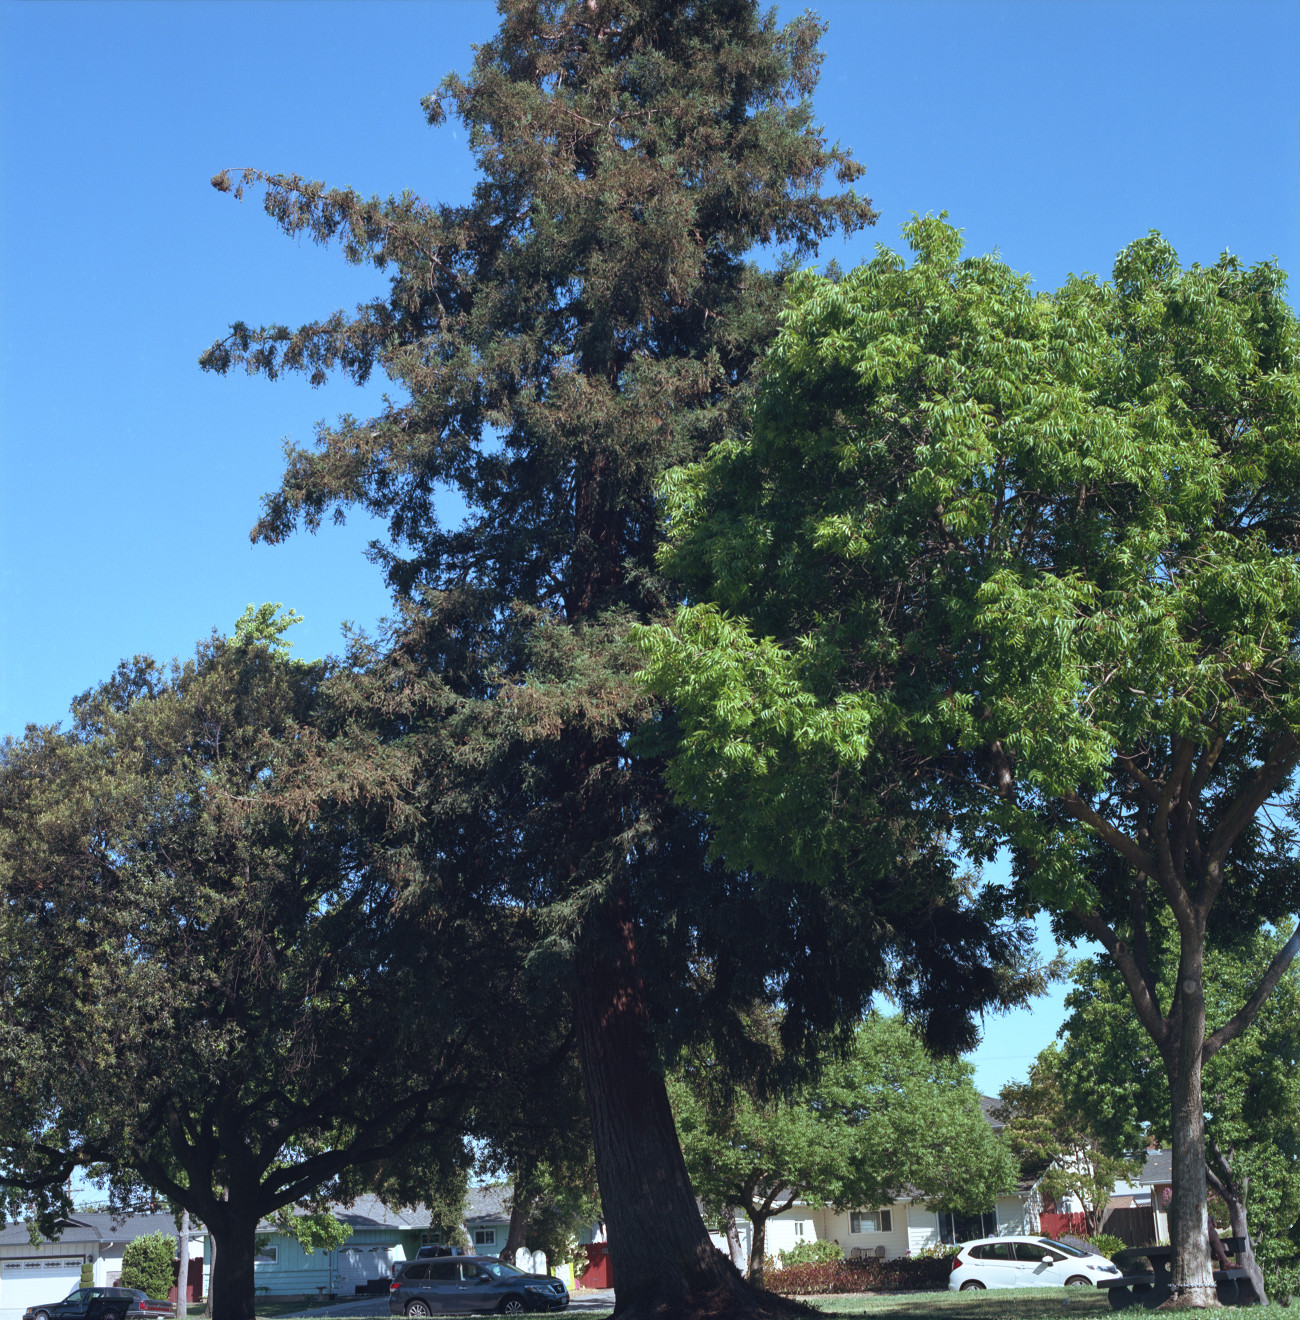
[705,1095,1034,1267]
[0,1212,204,1320]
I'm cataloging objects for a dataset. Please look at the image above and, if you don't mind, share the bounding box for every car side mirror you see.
[1041,1255,1054,1265]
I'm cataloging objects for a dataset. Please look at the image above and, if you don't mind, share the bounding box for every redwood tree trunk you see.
[572,901,807,1320]
[205,1212,259,1320]
[1165,951,1218,1310]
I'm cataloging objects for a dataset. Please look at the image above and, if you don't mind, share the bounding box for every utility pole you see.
[176,1212,189,1318]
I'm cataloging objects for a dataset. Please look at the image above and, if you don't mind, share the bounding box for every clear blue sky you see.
[3,0,1298,1094]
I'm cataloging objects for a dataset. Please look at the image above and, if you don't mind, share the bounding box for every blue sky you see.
[3,0,1298,1094]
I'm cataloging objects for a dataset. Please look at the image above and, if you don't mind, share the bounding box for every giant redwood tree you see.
[201,10,1039,1316]
[639,217,1300,1308]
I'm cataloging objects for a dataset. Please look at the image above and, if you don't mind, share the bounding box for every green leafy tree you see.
[994,1046,1140,1237]
[1060,929,1300,1303]
[119,1232,178,1301]
[638,216,1300,1307]
[0,621,539,1320]
[199,7,1038,1317]
[670,1015,1016,1287]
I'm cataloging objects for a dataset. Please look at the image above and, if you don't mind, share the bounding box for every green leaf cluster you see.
[119,1232,178,1301]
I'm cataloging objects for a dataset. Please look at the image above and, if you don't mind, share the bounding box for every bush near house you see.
[765,1257,951,1295]
[780,1241,845,1268]
[119,1231,178,1300]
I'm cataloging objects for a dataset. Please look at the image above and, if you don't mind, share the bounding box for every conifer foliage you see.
[202,8,1030,1316]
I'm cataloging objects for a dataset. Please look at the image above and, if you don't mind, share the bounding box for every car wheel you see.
[499,1298,528,1315]
[32,1311,50,1320]
[405,1302,432,1318]
[1066,1276,1092,1287]
[959,1280,986,1290]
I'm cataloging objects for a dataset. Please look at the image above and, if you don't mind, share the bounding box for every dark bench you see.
[1099,1238,1257,1310]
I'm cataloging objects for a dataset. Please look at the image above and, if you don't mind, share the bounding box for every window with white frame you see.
[253,1246,277,1266]
[474,1229,496,1248]
[793,1221,806,1240]
[850,1210,892,1234]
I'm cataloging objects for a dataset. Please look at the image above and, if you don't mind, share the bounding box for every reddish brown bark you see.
[572,899,812,1320]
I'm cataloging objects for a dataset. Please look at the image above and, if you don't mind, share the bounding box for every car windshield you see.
[476,1260,525,1279]
[1041,1239,1089,1257]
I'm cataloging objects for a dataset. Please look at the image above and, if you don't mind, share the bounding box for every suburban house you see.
[242,1186,544,1299]
[705,1096,1035,1267]
[0,1212,205,1320]
[707,1192,1029,1266]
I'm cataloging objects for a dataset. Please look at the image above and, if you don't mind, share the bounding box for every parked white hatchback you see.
[948,1237,1122,1290]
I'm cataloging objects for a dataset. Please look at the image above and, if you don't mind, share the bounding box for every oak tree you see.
[671,1015,1015,1287]
[0,623,535,1320]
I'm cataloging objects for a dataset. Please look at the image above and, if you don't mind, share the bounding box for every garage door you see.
[0,1256,85,1320]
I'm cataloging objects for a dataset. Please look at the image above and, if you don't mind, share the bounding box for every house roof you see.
[0,1211,189,1249]
[1133,1150,1171,1185]
[978,1095,1005,1133]
[464,1184,511,1227]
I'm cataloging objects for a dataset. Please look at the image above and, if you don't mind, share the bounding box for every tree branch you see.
[1071,906,1169,1051]
[1060,793,1157,876]
[1203,919,1300,1060]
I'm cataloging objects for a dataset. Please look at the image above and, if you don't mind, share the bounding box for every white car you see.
[948,1236,1122,1290]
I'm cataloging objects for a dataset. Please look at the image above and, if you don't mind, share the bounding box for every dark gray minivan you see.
[389,1255,569,1315]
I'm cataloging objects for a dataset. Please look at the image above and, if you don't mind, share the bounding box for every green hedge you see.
[766,1256,952,1295]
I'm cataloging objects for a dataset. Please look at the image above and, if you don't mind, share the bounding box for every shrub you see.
[119,1231,177,1300]
[778,1240,843,1267]
[765,1256,951,1296]
[911,1243,961,1260]
[1086,1233,1127,1261]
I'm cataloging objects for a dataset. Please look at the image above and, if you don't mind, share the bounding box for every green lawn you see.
[253,1286,1296,1320]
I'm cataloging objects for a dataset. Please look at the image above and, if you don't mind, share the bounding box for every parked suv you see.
[415,1245,464,1258]
[390,1255,569,1315]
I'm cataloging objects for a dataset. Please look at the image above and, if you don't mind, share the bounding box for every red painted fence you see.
[1039,1212,1090,1240]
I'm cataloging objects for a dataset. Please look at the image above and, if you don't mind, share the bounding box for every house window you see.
[793,1221,806,1240]
[474,1229,496,1248]
[253,1246,277,1266]
[937,1211,998,1244]
[850,1211,892,1234]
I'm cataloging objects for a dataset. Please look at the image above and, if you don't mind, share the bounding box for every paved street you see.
[279,1288,615,1317]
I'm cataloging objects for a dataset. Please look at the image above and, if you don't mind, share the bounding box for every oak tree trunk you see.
[746,1214,772,1290]
[573,900,810,1320]
[205,1212,259,1320]
[725,1208,744,1271]
[1164,952,1218,1310]
[501,1192,530,1266]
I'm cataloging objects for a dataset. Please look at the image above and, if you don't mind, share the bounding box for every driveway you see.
[276,1288,615,1317]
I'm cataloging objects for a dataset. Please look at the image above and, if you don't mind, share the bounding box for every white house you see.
[0,1212,204,1320]
[705,1095,1035,1267]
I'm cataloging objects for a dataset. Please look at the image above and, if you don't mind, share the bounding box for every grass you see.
[253,1286,1298,1319]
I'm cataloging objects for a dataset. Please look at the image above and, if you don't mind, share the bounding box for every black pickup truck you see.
[23,1286,176,1320]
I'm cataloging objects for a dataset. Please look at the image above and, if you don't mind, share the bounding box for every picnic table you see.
[1098,1239,1257,1310]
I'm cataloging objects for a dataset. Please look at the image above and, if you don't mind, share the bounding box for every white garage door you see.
[0,1256,85,1320]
